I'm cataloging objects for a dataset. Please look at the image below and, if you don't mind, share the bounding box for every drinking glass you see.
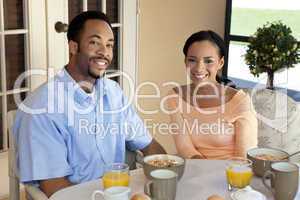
[226,157,253,191]
[102,163,130,189]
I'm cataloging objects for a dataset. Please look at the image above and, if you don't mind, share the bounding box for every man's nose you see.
[96,44,108,56]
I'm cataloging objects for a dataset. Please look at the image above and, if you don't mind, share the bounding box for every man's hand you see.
[141,139,166,156]
[39,177,73,198]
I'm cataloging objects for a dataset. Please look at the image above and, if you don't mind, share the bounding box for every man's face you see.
[71,19,114,79]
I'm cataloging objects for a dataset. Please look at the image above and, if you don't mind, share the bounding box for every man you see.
[13,11,166,197]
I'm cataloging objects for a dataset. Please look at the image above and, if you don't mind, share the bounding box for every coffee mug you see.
[92,186,131,200]
[144,169,177,200]
[262,162,299,200]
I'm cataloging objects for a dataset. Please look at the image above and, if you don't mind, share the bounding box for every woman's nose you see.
[195,61,205,71]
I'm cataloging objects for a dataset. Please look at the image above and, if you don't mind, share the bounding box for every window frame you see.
[223,0,251,79]
[224,0,300,100]
[0,0,30,152]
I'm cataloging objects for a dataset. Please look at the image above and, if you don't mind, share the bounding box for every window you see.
[0,0,29,151]
[224,0,300,101]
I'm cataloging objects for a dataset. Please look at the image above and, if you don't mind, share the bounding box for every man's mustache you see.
[90,56,111,64]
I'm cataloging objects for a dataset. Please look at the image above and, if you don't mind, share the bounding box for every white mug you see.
[92,186,131,200]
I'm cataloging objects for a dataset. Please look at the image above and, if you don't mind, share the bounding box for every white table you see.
[49,160,300,200]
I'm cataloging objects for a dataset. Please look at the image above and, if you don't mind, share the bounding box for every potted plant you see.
[244,21,300,89]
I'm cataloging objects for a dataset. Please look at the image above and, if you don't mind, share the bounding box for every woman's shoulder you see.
[224,86,249,103]
[225,87,253,114]
[170,85,187,93]
[224,85,239,98]
[168,85,190,96]
[166,85,189,107]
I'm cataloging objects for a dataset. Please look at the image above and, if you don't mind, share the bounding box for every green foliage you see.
[245,21,300,77]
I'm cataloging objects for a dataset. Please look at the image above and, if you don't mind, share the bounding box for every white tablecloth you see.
[49,160,300,200]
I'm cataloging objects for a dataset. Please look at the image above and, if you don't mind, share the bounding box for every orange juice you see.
[102,172,130,189]
[226,166,253,189]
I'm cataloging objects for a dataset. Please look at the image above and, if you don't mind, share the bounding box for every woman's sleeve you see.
[165,90,204,159]
[233,94,258,157]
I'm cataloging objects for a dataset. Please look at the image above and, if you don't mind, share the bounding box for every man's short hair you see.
[67,11,112,42]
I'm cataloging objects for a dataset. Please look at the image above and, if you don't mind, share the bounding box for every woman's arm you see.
[168,103,205,159]
[234,112,258,157]
[172,128,206,159]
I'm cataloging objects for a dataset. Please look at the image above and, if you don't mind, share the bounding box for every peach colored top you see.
[166,88,257,159]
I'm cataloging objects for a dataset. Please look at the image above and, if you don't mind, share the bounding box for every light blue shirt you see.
[13,68,152,184]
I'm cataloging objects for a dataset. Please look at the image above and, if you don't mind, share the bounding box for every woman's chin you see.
[191,77,209,84]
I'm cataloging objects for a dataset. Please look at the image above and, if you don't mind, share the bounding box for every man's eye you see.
[90,40,98,45]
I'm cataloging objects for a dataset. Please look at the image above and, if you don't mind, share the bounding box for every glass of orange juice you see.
[226,157,253,191]
[102,163,130,189]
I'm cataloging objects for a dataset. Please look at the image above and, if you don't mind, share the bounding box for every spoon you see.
[281,150,300,160]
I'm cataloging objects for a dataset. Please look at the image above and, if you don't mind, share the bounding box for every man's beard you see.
[88,65,107,79]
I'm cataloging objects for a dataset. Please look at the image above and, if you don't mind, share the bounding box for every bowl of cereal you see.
[142,154,185,180]
[247,147,289,177]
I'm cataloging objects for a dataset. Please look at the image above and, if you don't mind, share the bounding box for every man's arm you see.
[141,139,166,156]
[39,177,74,198]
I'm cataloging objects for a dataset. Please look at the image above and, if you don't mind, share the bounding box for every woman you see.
[166,30,257,159]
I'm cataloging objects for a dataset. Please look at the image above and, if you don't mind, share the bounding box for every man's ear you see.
[69,40,78,56]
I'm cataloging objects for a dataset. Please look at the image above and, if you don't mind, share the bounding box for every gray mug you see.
[144,169,177,200]
[262,162,299,200]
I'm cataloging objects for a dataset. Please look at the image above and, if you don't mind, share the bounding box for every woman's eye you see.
[107,44,114,48]
[204,59,214,64]
[187,58,197,63]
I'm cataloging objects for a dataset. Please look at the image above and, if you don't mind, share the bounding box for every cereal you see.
[147,159,178,167]
[255,154,285,161]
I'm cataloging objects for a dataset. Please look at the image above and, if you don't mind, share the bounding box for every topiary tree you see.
[245,21,300,89]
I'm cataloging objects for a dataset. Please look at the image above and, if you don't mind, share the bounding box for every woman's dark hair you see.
[67,11,112,43]
[183,30,235,87]
[183,30,225,58]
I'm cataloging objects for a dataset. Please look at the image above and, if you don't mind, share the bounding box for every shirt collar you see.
[57,67,107,105]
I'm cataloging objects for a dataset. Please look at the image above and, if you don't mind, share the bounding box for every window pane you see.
[228,42,260,83]
[228,41,300,100]
[107,28,119,72]
[69,0,83,22]
[5,35,26,90]
[7,93,26,112]
[107,0,119,23]
[88,0,102,11]
[231,0,300,39]
[3,0,24,30]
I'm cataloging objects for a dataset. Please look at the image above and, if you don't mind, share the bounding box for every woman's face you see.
[185,40,224,85]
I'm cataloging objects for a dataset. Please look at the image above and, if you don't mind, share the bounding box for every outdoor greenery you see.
[231,8,300,40]
[244,21,300,89]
